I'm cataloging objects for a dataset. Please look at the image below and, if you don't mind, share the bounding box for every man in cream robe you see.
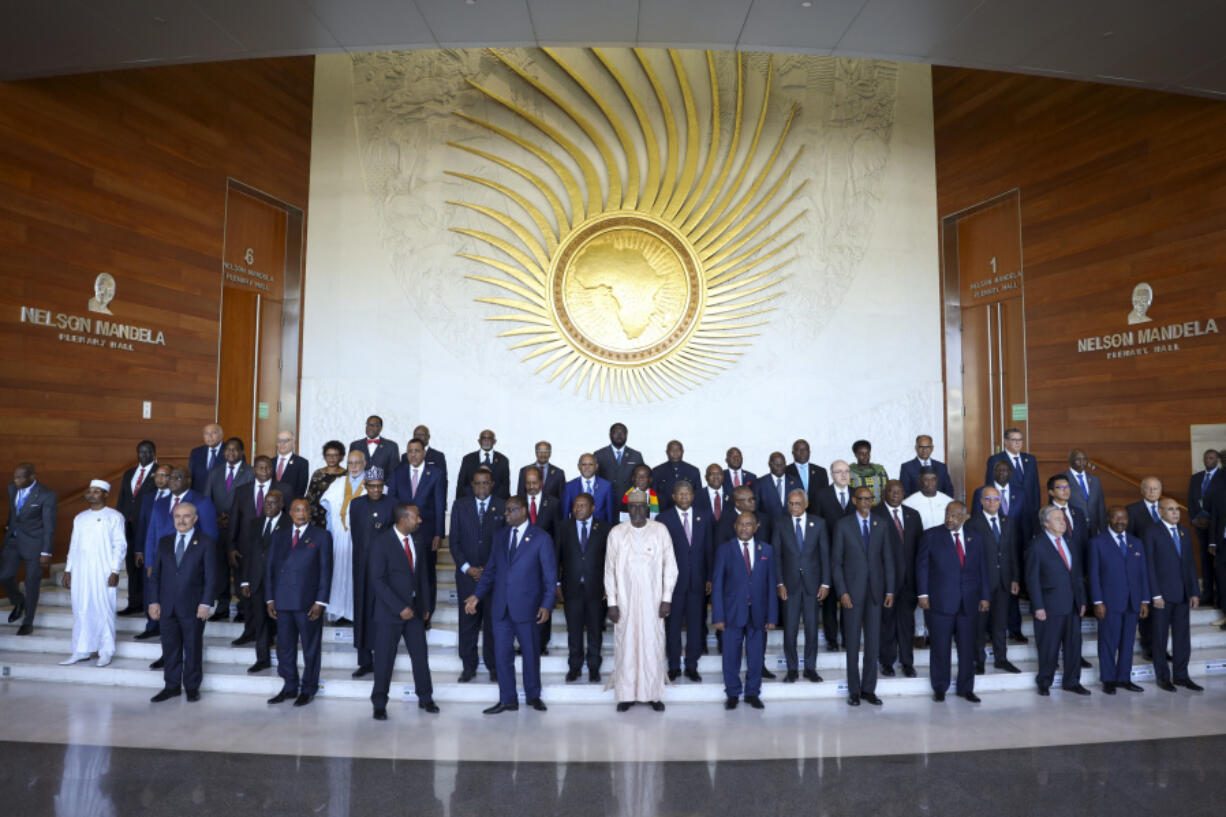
[320,450,366,623]
[605,489,678,711]
[60,480,127,667]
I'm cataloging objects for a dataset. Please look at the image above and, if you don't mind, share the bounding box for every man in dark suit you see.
[188,423,224,493]
[562,454,616,525]
[899,434,955,499]
[1144,498,1203,692]
[786,439,829,510]
[1026,505,1090,696]
[266,497,334,707]
[390,438,447,618]
[918,502,990,702]
[660,480,713,682]
[652,441,702,514]
[717,485,775,547]
[874,480,923,677]
[772,488,829,682]
[832,487,895,706]
[985,428,1040,525]
[116,440,158,615]
[523,466,562,655]
[347,468,395,678]
[272,430,311,501]
[593,422,642,506]
[1065,449,1107,538]
[555,493,609,682]
[412,424,449,508]
[456,429,511,500]
[2,463,57,635]
[134,464,171,573]
[143,467,218,592]
[815,460,855,651]
[369,503,438,720]
[755,452,802,524]
[1211,480,1226,623]
[1089,506,1150,694]
[146,501,217,702]
[350,415,400,477]
[237,489,286,673]
[965,486,1021,674]
[695,463,731,524]
[1188,449,1222,604]
[973,459,1031,643]
[205,437,253,620]
[722,447,756,493]
[465,495,557,714]
[517,441,566,501]
[449,470,505,682]
[226,455,289,638]
[711,511,778,709]
[1048,473,1093,671]
[1127,476,1164,657]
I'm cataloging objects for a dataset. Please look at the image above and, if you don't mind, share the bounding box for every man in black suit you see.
[347,467,396,678]
[556,493,609,682]
[772,488,829,682]
[652,440,702,514]
[457,429,511,500]
[350,415,400,478]
[188,423,224,493]
[1065,449,1107,538]
[449,469,505,682]
[1048,473,1093,672]
[369,503,438,720]
[815,460,855,651]
[1026,505,1090,696]
[237,490,286,673]
[832,487,895,706]
[755,452,802,525]
[390,439,447,622]
[965,485,1021,674]
[1188,449,1222,605]
[786,439,829,509]
[524,466,562,655]
[722,447,756,492]
[694,463,730,524]
[593,422,642,505]
[1126,476,1164,657]
[874,480,923,677]
[147,501,217,702]
[1209,480,1226,624]
[206,437,253,621]
[117,440,158,615]
[2,463,57,635]
[717,485,774,547]
[899,434,956,498]
[517,441,566,501]
[227,455,289,640]
[413,424,449,507]
[660,480,713,682]
[985,428,1040,523]
[272,430,310,501]
[1145,498,1203,692]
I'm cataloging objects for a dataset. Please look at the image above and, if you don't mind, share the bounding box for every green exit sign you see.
[1011,403,1027,421]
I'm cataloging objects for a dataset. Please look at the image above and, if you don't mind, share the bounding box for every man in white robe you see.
[320,449,366,623]
[605,489,678,711]
[60,480,126,667]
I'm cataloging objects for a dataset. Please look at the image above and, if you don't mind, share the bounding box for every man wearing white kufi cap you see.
[60,480,127,667]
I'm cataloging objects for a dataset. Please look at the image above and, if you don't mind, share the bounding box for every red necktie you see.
[892,507,903,539]
[713,492,722,520]
[1055,536,1070,570]
[171,495,180,514]
[134,466,146,491]
[733,471,741,487]
[742,541,752,573]
[529,495,537,524]
[404,536,414,570]
[292,528,300,548]
[1061,507,1073,535]
[277,457,286,481]
[954,531,964,567]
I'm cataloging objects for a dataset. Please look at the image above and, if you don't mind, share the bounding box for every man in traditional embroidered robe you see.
[320,449,366,624]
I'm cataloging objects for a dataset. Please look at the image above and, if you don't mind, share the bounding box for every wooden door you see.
[217,288,259,446]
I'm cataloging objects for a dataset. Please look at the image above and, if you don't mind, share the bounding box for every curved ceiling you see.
[3,0,1225,98]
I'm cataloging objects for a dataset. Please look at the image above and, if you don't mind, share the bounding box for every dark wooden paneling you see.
[0,58,313,559]
[935,67,1226,510]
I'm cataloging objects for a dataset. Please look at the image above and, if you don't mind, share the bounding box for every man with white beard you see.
[60,480,126,667]
[320,449,367,624]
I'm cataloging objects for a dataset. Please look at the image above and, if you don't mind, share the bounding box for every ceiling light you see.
[801,1,812,6]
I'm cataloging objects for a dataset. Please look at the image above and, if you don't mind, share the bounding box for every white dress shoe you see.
[96,654,113,667]
[59,654,90,665]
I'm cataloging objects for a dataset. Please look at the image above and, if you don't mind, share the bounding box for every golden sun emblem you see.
[449,48,805,401]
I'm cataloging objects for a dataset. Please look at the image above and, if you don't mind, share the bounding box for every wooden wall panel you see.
[934,67,1226,509]
[0,58,313,560]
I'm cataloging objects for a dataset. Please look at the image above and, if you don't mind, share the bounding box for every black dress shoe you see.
[134,630,159,641]
[118,606,142,617]
[1009,633,1028,645]
[231,635,255,646]
[16,624,32,636]
[667,669,680,681]
[1037,686,1050,696]
[1079,657,1092,669]
[1119,681,1144,693]
[724,696,738,710]
[458,670,476,683]
[150,688,181,702]
[783,671,798,683]
[649,700,665,712]
[685,669,702,682]
[761,668,777,680]
[488,672,498,683]
[847,695,861,706]
[1156,679,1176,692]
[484,702,518,714]
[526,698,547,711]
[149,658,164,670]
[419,699,440,713]
[957,691,981,703]
[566,669,581,682]
[1102,683,1116,695]
[974,663,985,675]
[995,660,1022,674]
[373,708,388,720]
[351,665,374,679]
[1174,679,1204,692]
[861,692,882,706]
[186,690,200,702]
[933,690,945,702]
[540,647,549,656]
[744,695,764,709]
[901,665,916,678]
[1143,650,1154,662]
[247,661,271,674]
[589,670,601,683]
[1064,684,1091,696]
[267,690,295,704]
[334,617,352,627]
[617,702,634,712]
[880,664,896,677]
[232,611,245,623]
[805,669,823,682]
[292,693,314,707]
[7,600,25,623]
[208,611,229,622]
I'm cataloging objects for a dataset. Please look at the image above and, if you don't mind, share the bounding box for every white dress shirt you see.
[903,491,956,530]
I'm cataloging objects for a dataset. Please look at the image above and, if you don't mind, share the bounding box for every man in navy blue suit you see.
[456,429,511,501]
[450,469,505,682]
[722,447,756,493]
[1065,449,1107,538]
[188,423,225,493]
[517,441,567,501]
[785,439,829,510]
[899,434,956,499]
[918,502,990,702]
[652,441,702,514]
[985,428,1039,526]
[711,511,778,709]
[1026,505,1090,696]
[1188,449,1222,604]
[465,495,557,714]
[412,424,449,506]
[390,438,447,616]
[660,480,713,682]
[1089,506,1150,694]
[754,452,802,525]
[146,501,217,703]
[964,486,1021,674]
[266,498,333,707]
[368,503,438,720]
[973,459,1031,643]
[1144,498,1203,692]
[272,430,311,501]
[694,463,731,523]
[562,454,615,525]
[773,488,830,682]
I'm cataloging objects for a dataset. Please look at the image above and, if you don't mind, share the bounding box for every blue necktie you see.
[990,516,1000,542]
[795,518,804,547]
[1117,533,1127,557]
[798,466,808,494]
[861,518,870,549]
[1170,526,1181,556]
[15,488,27,512]
[509,527,519,558]
[615,449,622,466]
[175,534,186,566]
[1203,472,1211,497]
[1077,473,1089,500]
[580,521,588,553]
[1013,455,1023,476]
[1150,504,1160,523]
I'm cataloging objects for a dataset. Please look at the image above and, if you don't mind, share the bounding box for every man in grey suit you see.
[206,438,253,620]
[965,485,1022,673]
[593,423,642,507]
[1066,449,1107,538]
[771,489,829,683]
[3,463,58,634]
[832,487,895,706]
